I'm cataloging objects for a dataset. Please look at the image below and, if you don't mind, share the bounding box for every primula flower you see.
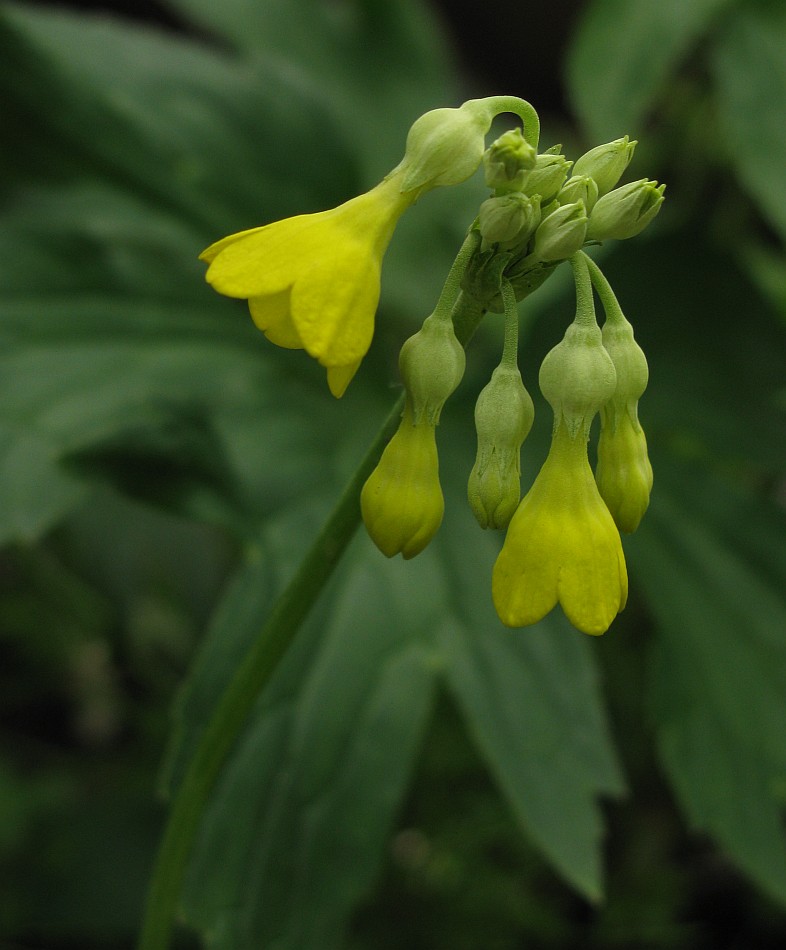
[200,174,414,397]
[492,420,628,635]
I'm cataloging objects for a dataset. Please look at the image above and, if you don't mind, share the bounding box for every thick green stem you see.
[137,290,489,950]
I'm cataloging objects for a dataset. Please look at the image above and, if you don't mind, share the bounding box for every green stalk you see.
[137,290,491,950]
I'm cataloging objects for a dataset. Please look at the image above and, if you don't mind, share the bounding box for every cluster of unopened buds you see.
[201,96,664,636]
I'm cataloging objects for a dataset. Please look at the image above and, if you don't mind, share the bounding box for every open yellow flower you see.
[492,420,628,635]
[200,174,414,397]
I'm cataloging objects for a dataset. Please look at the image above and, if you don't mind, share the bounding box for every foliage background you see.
[2,0,786,947]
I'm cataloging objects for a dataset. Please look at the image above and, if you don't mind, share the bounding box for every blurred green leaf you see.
[164,0,456,180]
[629,471,786,903]
[433,490,625,902]
[0,1,356,227]
[180,535,440,949]
[711,3,786,241]
[566,0,735,140]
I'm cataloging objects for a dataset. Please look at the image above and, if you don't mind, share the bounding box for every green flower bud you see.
[398,99,498,194]
[399,313,465,425]
[558,174,599,214]
[587,179,666,241]
[602,317,649,404]
[596,411,653,533]
[532,200,588,261]
[595,306,652,531]
[483,127,537,192]
[521,151,573,204]
[478,193,541,247]
[572,135,636,196]
[361,402,444,559]
[539,320,617,437]
[468,362,535,529]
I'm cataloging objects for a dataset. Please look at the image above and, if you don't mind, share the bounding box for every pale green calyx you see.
[478,193,541,248]
[521,151,572,204]
[572,135,636,196]
[483,128,537,192]
[532,200,588,261]
[468,362,535,529]
[602,319,649,408]
[558,174,599,214]
[587,179,665,241]
[539,321,617,436]
[399,313,466,425]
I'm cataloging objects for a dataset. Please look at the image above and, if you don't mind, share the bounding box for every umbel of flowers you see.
[201,96,663,636]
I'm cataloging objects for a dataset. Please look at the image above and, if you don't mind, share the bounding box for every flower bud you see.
[398,99,498,194]
[601,317,649,403]
[468,362,535,529]
[361,403,444,559]
[596,412,653,533]
[595,310,652,531]
[399,314,465,425]
[478,193,540,247]
[539,320,617,437]
[483,127,537,192]
[532,201,588,261]
[521,151,572,204]
[587,179,665,241]
[572,136,636,196]
[558,174,599,214]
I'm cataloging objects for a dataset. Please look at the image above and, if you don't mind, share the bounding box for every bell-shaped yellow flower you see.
[200,175,414,397]
[360,401,444,559]
[492,420,628,635]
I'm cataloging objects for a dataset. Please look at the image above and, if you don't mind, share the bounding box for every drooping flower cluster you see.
[201,96,663,635]
[201,96,541,396]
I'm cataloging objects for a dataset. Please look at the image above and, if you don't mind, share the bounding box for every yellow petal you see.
[202,216,313,298]
[291,253,380,366]
[326,361,361,398]
[492,422,627,635]
[248,291,303,349]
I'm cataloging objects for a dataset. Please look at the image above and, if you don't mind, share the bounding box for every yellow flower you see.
[200,174,414,397]
[361,401,444,559]
[492,421,628,635]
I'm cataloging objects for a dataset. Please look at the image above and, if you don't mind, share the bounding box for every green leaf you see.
[566,0,735,139]
[711,3,786,241]
[629,471,786,903]
[433,496,625,902]
[0,2,357,227]
[180,537,441,949]
[164,0,456,180]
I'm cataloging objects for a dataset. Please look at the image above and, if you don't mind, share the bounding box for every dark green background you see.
[2,0,786,947]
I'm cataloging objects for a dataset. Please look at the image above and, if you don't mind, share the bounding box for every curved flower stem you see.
[581,251,626,326]
[137,293,491,950]
[433,229,481,324]
[569,251,599,329]
[484,95,541,150]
